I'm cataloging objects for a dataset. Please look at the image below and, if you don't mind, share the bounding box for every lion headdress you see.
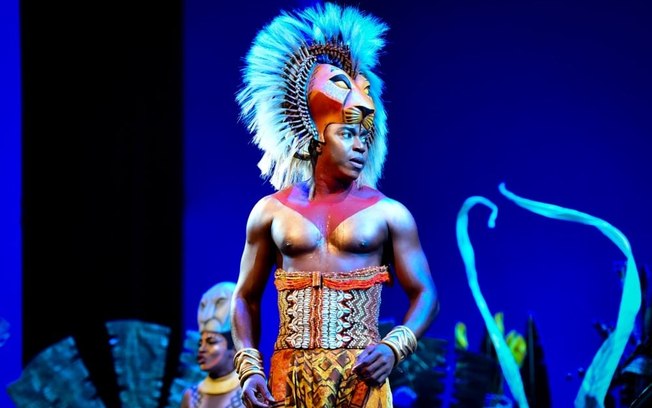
[236,2,389,191]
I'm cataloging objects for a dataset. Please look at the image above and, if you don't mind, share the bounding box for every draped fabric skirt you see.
[269,348,392,408]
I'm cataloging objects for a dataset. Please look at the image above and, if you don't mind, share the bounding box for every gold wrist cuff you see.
[380,325,417,366]
[234,347,266,387]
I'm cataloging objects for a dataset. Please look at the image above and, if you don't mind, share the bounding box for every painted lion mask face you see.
[197,282,236,334]
[308,64,375,142]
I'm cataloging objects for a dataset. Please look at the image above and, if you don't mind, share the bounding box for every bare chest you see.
[271,200,387,256]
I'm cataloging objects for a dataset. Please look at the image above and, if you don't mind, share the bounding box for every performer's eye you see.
[339,129,354,138]
[363,85,371,95]
[330,74,351,90]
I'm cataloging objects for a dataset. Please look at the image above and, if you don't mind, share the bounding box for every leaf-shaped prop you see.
[0,316,9,348]
[629,383,652,407]
[499,183,641,408]
[520,315,551,408]
[7,336,105,407]
[164,330,204,408]
[614,264,652,406]
[379,321,448,407]
[106,320,170,408]
[506,330,526,368]
[455,322,469,350]
[451,348,501,408]
[456,195,529,407]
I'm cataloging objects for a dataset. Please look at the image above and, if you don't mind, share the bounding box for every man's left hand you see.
[352,343,396,385]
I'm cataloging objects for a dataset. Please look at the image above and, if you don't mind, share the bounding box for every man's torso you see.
[270,184,389,272]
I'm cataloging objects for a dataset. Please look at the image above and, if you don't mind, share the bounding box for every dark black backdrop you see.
[21,0,183,405]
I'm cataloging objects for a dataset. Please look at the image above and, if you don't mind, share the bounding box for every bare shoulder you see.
[250,193,280,213]
[180,388,192,408]
[376,195,417,227]
[246,193,283,227]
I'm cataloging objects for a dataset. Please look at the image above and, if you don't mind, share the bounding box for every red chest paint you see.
[273,184,384,237]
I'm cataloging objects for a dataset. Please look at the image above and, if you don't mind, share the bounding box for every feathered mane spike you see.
[236,2,389,191]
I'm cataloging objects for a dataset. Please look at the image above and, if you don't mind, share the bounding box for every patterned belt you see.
[274,266,390,350]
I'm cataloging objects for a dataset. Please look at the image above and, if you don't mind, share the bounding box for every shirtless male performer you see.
[231,3,439,407]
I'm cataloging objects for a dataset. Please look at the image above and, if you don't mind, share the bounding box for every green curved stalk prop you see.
[456,196,530,408]
[498,183,641,408]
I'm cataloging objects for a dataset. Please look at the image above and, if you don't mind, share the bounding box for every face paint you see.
[197,282,236,334]
[308,64,375,141]
[273,183,384,238]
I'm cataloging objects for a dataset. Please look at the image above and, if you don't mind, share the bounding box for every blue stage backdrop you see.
[0,0,21,406]
[184,0,651,405]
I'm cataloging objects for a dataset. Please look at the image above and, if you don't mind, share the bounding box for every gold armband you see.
[234,347,266,387]
[380,325,418,366]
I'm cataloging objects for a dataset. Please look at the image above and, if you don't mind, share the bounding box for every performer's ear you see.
[310,137,324,156]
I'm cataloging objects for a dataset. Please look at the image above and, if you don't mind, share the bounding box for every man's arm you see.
[231,196,276,349]
[353,198,438,385]
[180,389,191,408]
[231,196,277,407]
[385,199,439,338]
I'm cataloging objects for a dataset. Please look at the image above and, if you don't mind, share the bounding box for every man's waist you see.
[274,281,384,350]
